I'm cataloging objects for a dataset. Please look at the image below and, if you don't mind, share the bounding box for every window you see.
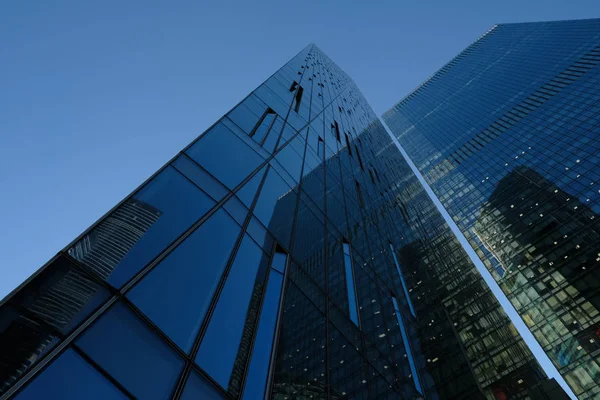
[172,155,228,202]
[76,302,184,400]
[294,86,304,113]
[391,296,423,395]
[317,136,324,157]
[15,348,127,400]
[345,133,353,156]
[355,145,364,171]
[243,249,287,399]
[355,180,365,208]
[69,166,216,288]
[389,243,416,317]
[196,235,269,388]
[186,122,265,189]
[250,108,277,145]
[333,121,341,142]
[127,209,241,353]
[342,241,360,326]
[289,81,298,92]
[180,370,223,400]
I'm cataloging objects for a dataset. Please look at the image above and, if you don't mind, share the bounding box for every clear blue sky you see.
[2,1,599,395]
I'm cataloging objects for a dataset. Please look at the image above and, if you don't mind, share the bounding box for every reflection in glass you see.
[391,296,423,394]
[389,243,416,317]
[69,167,215,288]
[196,235,267,389]
[77,303,184,400]
[343,242,360,326]
[128,209,240,353]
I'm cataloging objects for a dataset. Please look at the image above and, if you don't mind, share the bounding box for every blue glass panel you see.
[172,155,228,201]
[273,139,304,183]
[196,235,266,388]
[342,243,359,326]
[236,167,266,208]
[127,210,240,353]
[253,112,276,144]
[76,303,184,400]
[180,370,223,400]
[391,297,423,395]
[253,168,293,230]
[262,117,283,152]
[228,102,262,134]
[9,254,110,335]
[242,270,284,399]
[223,195,248,226]
[15,348,126,400]
[186,123,264,189]
[271,250,287,274]
[389,243,416,317]
[68,167,215,288]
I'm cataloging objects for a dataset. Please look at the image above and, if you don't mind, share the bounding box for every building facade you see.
[384,19,600,399]
[0,45,566,399]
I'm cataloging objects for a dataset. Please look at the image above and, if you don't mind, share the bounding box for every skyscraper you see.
[0,44,566,400]
[384,19,600,399]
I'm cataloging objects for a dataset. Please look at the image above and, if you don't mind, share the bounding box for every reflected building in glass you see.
[1,44,566,400]
[384,19,600,399]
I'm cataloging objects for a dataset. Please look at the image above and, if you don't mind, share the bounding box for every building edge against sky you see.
[383,18,600,399]
[0,42,570,399]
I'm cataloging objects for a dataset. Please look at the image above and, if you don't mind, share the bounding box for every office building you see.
[384,18,600,398]
[1,44,566,399]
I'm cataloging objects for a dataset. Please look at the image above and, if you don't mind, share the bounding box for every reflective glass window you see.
[69,166,215,288]
[251,109,276,144]
[343,241,360,326]
[186,123,264,189]
[180,370,223,400]
[76,302,184,400]
[15,348,126,400]
[196,235,267,388]
[172,155,228,201]
[8,254,109,335]
[389,243,416,317]
[253,168,295,247]
[128,210,240,353]
[243,270,284,399]
[391,296,423,394]
[236,167,266,208]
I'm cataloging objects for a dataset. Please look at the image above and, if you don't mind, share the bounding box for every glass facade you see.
[384,18,600,399]
[1,44,568,400]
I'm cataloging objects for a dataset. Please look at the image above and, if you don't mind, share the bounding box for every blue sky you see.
[2,1,600,395]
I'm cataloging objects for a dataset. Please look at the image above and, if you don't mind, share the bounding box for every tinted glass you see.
[237,167,266,207]
[76,303,184,399]
[180,370,223,400]
[172,155,228,201]
[392,297,423,394]
[186,123,264,189]
[196,235,266,388]
[15,348,126,399]
[389,243,416,317]
[243,270,284,399]
[69,166,215,288]
[128,210,240,352]
[252,168,295,248]
[343,243,359,326]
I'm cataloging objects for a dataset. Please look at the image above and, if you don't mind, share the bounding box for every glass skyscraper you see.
[384,19,600,399]
[0,44,569,399]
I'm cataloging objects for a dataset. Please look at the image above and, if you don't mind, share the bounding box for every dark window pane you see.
[8,254,109,335]
[343,242,360,326]
[391,297,423,394]
[236,167,266,208]
[180,370,224,400]
[172,155,228,201]
[15,348,127,399]
[196,236,267,388]
[186,123,264,189]
[0,306,60,396]
[76,303,184,400]
[243,270,284,399]
[69,167,215,288]
[389,243,416,317]
[128,210,240,353]
[253,168,296,248]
